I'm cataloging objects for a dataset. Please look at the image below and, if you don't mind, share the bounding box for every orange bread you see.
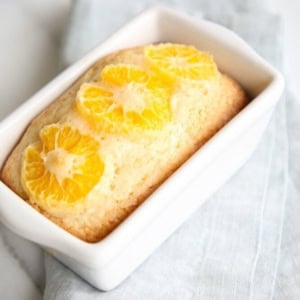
[1,44,248,242]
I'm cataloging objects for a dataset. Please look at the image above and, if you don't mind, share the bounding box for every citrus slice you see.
[76,64,171,133]
[144,43,218,82]
[22,124,104,206]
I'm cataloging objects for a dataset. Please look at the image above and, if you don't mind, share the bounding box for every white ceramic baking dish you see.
[0,7,284,291]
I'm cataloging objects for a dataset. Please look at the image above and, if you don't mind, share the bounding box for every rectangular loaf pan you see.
[0,7,284,291]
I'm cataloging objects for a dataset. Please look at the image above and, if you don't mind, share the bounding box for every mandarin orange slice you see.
[22,124,104,206]
[144,43,218,82]
[76,64,171,133]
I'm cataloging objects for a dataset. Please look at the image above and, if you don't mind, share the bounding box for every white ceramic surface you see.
[0,7,284,291]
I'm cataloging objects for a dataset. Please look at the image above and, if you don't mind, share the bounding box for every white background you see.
[0,0,299,298]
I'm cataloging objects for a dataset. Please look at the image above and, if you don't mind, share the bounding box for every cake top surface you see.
[21,43,220,209]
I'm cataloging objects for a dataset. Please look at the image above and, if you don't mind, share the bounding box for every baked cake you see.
[1,44,248,242]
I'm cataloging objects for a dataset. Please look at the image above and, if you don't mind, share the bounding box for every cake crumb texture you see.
[0,45,248,242]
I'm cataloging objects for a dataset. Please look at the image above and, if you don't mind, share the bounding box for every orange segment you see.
[101,64,149,86]
[76,65,171,132]
[22,124,104,206]
[144,43,218,82]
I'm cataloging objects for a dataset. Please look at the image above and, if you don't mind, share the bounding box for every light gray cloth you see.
[44,1,300,299]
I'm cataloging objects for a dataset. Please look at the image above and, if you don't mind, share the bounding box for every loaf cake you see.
[1,44,248,242]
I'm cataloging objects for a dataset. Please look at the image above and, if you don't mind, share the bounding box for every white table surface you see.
[0,0,299,299]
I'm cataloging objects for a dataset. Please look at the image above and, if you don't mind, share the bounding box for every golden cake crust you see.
[1,46,248,242]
